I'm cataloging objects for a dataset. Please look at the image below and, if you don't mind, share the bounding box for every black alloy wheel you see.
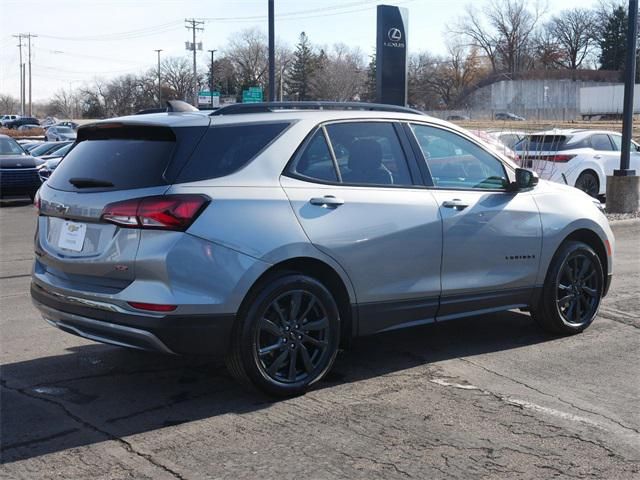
[226,273,340,396]
[575,171,599,198]
[255,290,331,384]
[555,252,600,326]
[531,241,603,334]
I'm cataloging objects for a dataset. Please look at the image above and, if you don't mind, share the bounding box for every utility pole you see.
[13,34,24,115]
[268,0,275,101]
[208,49,217,108]
[154,49,163,108]
[25,33,37,116]
[617,0,638,177]
[185,18,204,107]
[607,0,640,213]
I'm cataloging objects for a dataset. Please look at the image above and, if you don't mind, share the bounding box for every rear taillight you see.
[128,301,177,312]
[33,190,41,211]
[546,154,576,162]
[101,195,209,231]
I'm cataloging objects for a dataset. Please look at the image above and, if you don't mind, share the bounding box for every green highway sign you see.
[242,87,263,103]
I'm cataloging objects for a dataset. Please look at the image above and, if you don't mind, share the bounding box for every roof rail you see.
[210,101,425,116]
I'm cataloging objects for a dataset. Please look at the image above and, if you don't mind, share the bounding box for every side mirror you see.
[513,168,539,191]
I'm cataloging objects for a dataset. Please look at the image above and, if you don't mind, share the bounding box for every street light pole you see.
[208,49,217,108]
[617,0,638,177]
[268,0,275,102]
[154,49,163,108]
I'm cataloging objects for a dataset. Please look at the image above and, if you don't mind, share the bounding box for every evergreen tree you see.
[363,54,377,102]
[289,32,318,101]
[598,6,628,71]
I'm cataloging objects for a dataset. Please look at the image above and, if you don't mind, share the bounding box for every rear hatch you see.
[35,118,208,293]
[515,134,575,176]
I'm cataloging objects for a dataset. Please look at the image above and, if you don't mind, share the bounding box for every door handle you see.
[594,154,602,159]
[310,195,344,208]
[442,199,469,210]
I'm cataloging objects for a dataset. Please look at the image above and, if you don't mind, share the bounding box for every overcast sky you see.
[0,0,599,102]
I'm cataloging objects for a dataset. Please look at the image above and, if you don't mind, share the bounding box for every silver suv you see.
[31,102,614,396]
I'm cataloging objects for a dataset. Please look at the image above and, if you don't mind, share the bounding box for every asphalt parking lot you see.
[1,199,639,479]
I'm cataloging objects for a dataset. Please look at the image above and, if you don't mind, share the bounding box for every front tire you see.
[226,273,340,396]
[531,241,604,335]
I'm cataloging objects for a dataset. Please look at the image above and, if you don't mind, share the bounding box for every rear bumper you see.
[31,281,235,355]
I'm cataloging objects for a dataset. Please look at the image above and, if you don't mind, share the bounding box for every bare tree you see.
[162,56,197,101]
[451,0,544,74]
[311,44,365,101]
[546,8,598,69]
[0,94,19,114]
[225,28,269,91]
[49,88,82,118]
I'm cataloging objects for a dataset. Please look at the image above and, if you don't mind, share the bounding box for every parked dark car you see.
[37,143,73,181]
[30,141,72,158]
[446,114,470,121]
[0,134,42,201]
[494,112,525,121]
[5,116,40,129]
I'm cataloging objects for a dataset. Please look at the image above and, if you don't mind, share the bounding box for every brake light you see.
[101,195,209,231]
[33,190,41,211]
[545,154,576,162]
[128,302,177,312]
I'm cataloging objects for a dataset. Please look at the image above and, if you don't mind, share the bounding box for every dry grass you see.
[0,127,45,138]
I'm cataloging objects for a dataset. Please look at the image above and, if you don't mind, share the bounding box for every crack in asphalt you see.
[0,380,186,480]
[1,428,80,452]
[0,273,31,280]
[458,357,640,435]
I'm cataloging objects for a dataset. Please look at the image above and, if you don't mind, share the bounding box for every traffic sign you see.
[242,87,263,103]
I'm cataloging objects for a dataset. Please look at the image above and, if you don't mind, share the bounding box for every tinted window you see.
[515,135,568,151]
[610,135,622,151]
[48,139,175,191]
[176,123,289,183]
[294,130,338,182]
[0,137,26,155]
[411,124,508,190]
[591,134,613,151]
[325,122,413,186]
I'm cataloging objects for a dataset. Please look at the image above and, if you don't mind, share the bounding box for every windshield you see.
[56,127,74,134]
[53,143,73,156]
[0,137,25,155]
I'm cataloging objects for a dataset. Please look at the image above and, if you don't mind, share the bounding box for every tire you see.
[575,171,599,198]
[225,273,340,396]
[531,241,604,335]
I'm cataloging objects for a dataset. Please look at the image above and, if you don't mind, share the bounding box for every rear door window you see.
[324,122,414,186]
[176,122,289,183]
[293,130,339,182]
[590,134,614,151]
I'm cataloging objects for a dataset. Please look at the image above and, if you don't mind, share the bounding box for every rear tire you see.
[530,241,604,335]
[575,171,599,198]
[225,273,340,397]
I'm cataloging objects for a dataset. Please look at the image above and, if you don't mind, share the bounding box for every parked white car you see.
[1,115,21,127]
[514,129,640,198]
[486,130,526,149]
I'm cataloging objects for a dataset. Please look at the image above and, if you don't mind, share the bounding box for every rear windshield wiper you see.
[68,177,114,188]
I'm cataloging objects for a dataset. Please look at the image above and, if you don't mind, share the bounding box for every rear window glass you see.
[47,139,175,192]
[175,122,289,183]
[515,135,568,151]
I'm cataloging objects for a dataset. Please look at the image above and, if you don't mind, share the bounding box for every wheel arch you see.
[561,228,608,279]
[241,256,356,345]
[574,165,606,196]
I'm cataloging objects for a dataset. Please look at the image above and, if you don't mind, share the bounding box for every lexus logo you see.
[388,28,402,42]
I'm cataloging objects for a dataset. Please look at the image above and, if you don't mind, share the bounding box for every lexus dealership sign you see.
[376,5,408,106]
